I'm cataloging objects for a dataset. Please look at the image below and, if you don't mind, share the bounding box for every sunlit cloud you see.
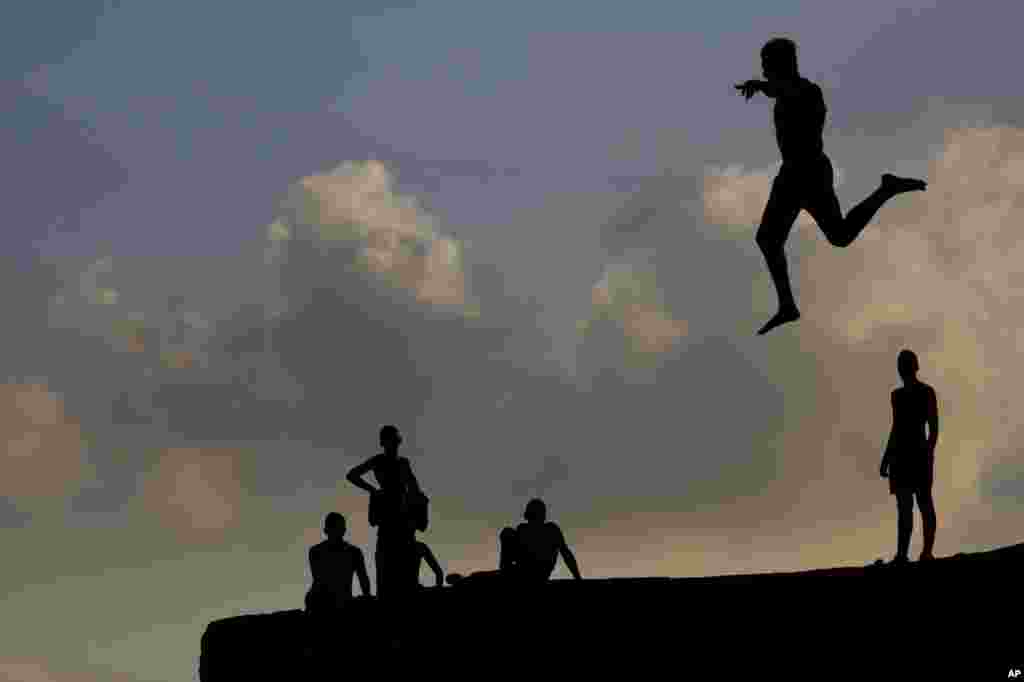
[0,383,86,500]
[141,447,243,543]
[283,160,474,312]
[580,262,688,359]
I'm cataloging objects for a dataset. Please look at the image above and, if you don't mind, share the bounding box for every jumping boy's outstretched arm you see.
[734,78,803,100]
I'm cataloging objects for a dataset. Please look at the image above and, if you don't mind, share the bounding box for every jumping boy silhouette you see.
[735,38,927,335]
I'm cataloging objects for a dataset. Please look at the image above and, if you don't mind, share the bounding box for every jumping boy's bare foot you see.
[757,305,801,336]
[881,173,927,194]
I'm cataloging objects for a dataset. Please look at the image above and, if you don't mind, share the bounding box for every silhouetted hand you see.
[735,80,761,100]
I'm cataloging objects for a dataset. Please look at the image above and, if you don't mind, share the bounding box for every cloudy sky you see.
[6,1,1024,679]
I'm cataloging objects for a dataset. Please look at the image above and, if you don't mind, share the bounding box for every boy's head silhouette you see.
[897,349,919,381]
[379,425,402,452]
[761,37,798,80]
[524,498,547,523]
[324,512,346,540]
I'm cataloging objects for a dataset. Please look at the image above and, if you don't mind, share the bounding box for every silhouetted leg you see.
[917,487,937,560]
[755,172,802,335]
[375,528,411,650]
[895,491,914,561]
[375,540,387,600]
[407,536,421,592]
[303,591,340,660]
[376,528,400,601]
[808,172,927,249]
[303,589,321,658]
[375,555,385,600]
[410,543,422,591]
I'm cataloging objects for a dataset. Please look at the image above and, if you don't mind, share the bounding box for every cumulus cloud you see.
[286,160,476,313]
[48,256,217,367]
[580,261,688,360]
[141,447,243,543]
[26,159,499,468]
[0,383,86,501]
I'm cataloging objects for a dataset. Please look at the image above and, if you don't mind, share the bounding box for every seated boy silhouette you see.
[304,512,372,615]
[448,498,582,585]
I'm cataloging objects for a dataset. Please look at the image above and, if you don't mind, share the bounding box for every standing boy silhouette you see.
[880,350,939,564]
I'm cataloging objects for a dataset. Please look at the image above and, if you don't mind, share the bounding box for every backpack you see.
[408,490,429,532]
[367,457,429,531]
